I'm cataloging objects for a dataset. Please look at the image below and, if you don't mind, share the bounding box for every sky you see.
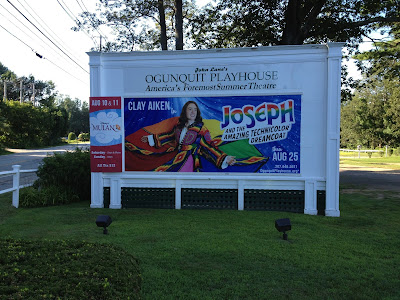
[0,0,377,103]
[0,0,97,102]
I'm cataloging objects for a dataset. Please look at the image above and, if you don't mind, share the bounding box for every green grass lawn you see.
[1,190,399,299]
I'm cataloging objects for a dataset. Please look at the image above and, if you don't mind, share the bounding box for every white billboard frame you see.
[88,43,343,216]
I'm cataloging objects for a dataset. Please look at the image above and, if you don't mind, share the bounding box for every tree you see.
[341,77,400,148]
[0,62,8,75]
[0,62,59,105]
[175,0,183,50]
[37,80,58,108]
[355,24,400,79]
[0,62,86,148]
[0,101,68,148]
[158,0,168,50]
[58,97,89,134]
[190,0,400,49]
[73,0,196,51]
[1,70,17,101]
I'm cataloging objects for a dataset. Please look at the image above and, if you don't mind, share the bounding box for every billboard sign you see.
[124,95,301,173]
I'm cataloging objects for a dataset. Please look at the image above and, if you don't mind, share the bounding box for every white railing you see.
[0,165,37,208]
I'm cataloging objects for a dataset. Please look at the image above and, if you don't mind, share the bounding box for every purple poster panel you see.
[124,95,301,173]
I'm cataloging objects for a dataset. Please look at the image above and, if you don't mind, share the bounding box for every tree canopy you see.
[74,0,400,51]
[191,0,400,49]
[71,0,400,150]
[0,62,89,149]
[74,0,194,51]
[0,62,58,105]
[341,77,400,148]
[343,23,400,148]
[58,97,89,134]
[355,24,400,79]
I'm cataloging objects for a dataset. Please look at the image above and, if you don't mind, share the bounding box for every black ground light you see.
[275,218,291,240]
[96,215,112,234]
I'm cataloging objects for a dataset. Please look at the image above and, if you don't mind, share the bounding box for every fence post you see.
[12,165,21,208]
[238,180,244,210]
[175,179,182,209]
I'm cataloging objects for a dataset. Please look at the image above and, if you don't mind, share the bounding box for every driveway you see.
[340,164,400,192]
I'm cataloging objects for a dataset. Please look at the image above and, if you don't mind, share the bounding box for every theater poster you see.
[90,97,122,172]
[124,95,301,173]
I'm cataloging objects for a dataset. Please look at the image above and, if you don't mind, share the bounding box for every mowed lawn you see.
[340,152,400,170]
[1,187,399,300]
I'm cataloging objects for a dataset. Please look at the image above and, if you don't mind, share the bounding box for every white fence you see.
[340,148,385,158]
[0,165,37,208]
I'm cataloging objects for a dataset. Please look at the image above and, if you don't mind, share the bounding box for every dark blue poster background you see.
[125,95,301,173]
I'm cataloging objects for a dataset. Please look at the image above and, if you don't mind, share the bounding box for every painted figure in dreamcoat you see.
[125,101,268,172]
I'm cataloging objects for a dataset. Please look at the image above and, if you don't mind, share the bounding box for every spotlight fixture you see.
[275,218,291,240]
[96,215,112,234]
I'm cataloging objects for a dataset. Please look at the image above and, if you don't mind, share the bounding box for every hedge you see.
[0,239,141,299]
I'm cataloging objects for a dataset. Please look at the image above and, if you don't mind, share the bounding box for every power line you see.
[0,23,88,85]
[0,3,48,50]
[76,0,109,44]
[56,0,98,48]
[6,0,89,74]
[16,0,87,66]
[0,2,76,68]
[0,23,34,52]
[42,57,88,85]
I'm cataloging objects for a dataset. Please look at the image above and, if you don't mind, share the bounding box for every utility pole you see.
[3,80,7,101]
[31,82,35,104]
[19,80,23,103]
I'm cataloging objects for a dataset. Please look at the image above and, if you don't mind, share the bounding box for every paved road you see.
[340,165,400,192]
[0,144,89,191]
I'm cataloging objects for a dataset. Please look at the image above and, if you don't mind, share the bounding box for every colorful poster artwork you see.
[89,97,123,172]
[124,95,301,173]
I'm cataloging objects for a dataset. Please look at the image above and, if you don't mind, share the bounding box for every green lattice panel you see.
[121,187,175,209]
[182,188,238,210]
[244,190,305,212]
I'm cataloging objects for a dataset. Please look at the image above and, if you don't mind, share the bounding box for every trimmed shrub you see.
[20,149,90,207]
[34,148,90,202]
[68,132,77,141]
[40,148,89,197]
[78,132,90,141]
[0,239,141,299]
[19,186,79,207]
[18,187,40,207]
